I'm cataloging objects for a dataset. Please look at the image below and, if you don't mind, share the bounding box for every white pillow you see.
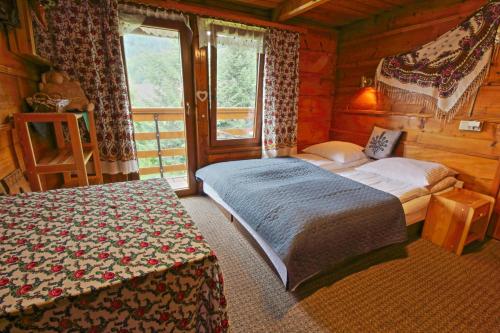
[302,141,366,163]
[355,157,455,187]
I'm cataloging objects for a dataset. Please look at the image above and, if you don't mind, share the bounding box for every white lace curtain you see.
[197,18,265,53]
[118,3,191,39]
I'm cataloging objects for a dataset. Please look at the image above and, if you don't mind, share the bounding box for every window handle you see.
[185,102,190,117]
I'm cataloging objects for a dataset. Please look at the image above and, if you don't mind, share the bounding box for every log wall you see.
[0,31,39,182]
[331,0,500,232]
[298,29,337,152]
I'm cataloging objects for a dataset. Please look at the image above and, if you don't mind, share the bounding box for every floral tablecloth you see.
[0,179,228,332]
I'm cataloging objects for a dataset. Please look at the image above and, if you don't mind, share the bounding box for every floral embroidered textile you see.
[262,29,300,157]
[35,0,138,174]
[368,132,389,154]
[376,2,500,119]
[0,179,228,332]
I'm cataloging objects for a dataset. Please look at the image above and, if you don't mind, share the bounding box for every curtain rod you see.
[124,0,308,34]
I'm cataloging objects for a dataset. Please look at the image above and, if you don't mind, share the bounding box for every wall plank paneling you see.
[331,0,500,233]
[298,29,337,152]
[0,30,39,181]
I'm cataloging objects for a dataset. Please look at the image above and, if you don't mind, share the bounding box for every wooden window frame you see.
[208,34,264,148]
[121,17,198,196]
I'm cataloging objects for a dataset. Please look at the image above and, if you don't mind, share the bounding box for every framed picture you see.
[0,0,19,28]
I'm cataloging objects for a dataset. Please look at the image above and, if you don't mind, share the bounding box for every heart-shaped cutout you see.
[196,90,208,102]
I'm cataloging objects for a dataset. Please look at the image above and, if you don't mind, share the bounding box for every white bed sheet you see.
[293,153,460,225]
[294,153,430,204]
[337,169,430,204]
[292,153,370,173]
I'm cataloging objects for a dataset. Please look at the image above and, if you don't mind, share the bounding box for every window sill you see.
[208,144,262,155]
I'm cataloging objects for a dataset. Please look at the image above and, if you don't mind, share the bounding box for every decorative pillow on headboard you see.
[364,126,402,159]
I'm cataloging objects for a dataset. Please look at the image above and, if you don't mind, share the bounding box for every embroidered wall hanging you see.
[376,2,500,120]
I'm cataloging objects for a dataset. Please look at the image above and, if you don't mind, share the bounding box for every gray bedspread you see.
[196,158,407,290]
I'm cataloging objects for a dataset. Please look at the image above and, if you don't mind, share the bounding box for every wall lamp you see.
[360,76,374,88]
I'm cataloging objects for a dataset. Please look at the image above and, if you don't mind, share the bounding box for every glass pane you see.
[215,38,259,140]
[123,33,184,108]
[123,28,188,190]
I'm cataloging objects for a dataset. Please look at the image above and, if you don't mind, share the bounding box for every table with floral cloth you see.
[0,179,228,332]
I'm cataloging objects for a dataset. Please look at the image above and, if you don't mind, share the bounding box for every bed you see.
[0,179,228,332]
[196,152,459,291]
[197,157,410,290]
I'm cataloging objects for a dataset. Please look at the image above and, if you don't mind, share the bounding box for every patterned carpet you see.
[180,196,500,333]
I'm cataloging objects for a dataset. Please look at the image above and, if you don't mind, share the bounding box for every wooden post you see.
[66,114,89,187]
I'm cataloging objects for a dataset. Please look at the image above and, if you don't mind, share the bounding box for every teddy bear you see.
[38,70,95,112]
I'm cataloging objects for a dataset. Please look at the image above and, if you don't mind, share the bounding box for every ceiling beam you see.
[273,0,332,22]
[129,0,307,33]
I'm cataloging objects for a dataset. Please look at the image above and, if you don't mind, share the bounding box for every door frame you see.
[121,17,198,196]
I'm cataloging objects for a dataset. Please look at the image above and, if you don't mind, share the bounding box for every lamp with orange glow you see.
[347,76,378,111]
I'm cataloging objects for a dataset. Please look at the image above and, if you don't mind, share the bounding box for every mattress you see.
[402,194,431,225]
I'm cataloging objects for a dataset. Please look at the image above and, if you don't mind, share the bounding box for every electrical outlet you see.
[458,120,483,132]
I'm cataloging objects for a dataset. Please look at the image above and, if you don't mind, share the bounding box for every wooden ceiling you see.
[184,0,423,29]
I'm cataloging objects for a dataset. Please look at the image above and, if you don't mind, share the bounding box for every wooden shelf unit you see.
[423,188,495,256]
[14,111,103,191]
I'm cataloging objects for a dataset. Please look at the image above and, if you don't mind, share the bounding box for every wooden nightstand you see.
[422,188,495,255]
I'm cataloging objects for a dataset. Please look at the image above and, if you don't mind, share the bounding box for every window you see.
[201,20,265,146]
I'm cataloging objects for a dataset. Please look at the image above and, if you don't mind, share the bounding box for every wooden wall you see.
[0,30,39,181]
[331,0,500,218]
[298,28,337,152]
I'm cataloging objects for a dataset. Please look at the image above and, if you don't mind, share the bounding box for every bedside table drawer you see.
[472,203,490,222]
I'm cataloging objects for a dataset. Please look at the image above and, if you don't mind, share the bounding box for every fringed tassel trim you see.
[376,64,490,122]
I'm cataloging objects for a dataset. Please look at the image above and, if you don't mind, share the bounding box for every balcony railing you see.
[131,107,254,180]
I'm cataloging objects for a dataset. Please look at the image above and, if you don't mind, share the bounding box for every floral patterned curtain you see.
[262,29,300,158]
[35,0,138,175]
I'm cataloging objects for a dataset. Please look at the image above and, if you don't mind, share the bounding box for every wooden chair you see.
[14,111,103,192]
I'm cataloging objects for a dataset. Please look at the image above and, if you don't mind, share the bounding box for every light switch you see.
[459,120,483,132]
